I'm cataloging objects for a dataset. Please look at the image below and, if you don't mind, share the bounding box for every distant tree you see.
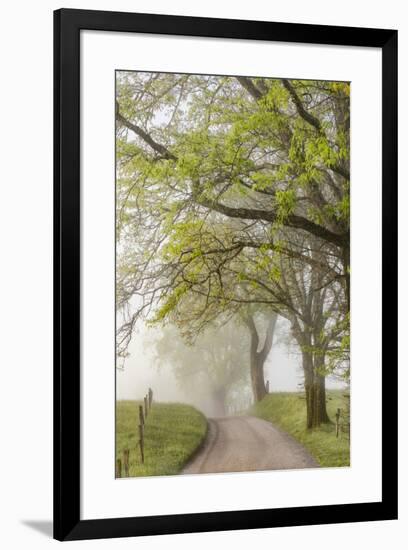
[152,319,250,416]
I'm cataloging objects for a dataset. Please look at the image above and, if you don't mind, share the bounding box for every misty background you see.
[116,317,343,417]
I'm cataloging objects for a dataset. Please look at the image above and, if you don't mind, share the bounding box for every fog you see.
[116,317,344,417]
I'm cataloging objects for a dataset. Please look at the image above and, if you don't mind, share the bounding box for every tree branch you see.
[117,102,348,249]
[236,76,265,100]
[116,105,177,161]
[194,187,348,248]
[281,79,321,131]
[281,81,350,181]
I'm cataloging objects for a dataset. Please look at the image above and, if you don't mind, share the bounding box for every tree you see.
[152,319,250,416]
[115,72,350,427]
[244,311,278,401]
[222,229,346,425]
[116,73,349,250]
[116,73,350,354]
[280,249,340,427]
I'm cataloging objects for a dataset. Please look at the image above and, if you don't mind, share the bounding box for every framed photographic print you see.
[54,8,398,541]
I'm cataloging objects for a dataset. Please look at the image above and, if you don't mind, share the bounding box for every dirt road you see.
[182,416,318,474]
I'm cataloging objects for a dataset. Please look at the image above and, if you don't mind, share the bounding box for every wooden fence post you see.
[116,458,122,478]
[123,449,130,477]
[137,390,152,465]
[139,404,144,426]
[335,408,341,438]
[138,423,145,463]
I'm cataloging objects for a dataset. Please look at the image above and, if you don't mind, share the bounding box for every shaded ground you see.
[182,415,318,474]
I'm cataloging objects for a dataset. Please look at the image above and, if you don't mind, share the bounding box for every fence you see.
[116,387,153,478]
[335,403,350,438]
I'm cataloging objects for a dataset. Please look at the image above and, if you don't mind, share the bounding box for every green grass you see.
[116,400,207,477]
[250,390,350,468]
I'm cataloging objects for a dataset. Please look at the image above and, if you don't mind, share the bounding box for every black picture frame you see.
[54,8,398,541]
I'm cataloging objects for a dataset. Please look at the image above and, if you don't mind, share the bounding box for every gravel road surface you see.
[183,416,318,474]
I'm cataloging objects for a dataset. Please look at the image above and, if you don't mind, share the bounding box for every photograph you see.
[115,71,351,478]
[0,0,400,546]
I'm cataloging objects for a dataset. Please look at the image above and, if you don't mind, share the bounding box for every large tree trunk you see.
[312,353,330,425]
[315,374,330,424]
[303,351,315,429]
[309,378,330,427]
[302,351,330,429]
[245,313,278,402]
[250,351,267,402]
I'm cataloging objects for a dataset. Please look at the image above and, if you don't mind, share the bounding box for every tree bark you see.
[315,374,330,424]
[245,313,278,402]
[343,245,350,313]
[302,351,315,429]
[250,352,267,402]
[302,348,330,429]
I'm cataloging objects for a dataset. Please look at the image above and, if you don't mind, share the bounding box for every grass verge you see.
[250,390,350,467]
[116,400,207,477]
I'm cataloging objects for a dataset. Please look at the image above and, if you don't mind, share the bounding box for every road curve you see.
[182,416,318,474]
